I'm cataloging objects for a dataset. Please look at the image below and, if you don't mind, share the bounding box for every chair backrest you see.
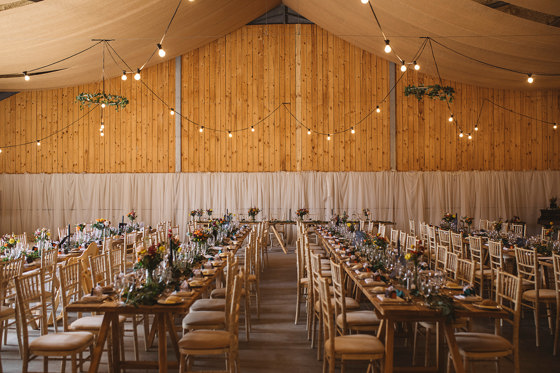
[227,273,243,340]
[329,260,348,333]
[15,270,48,353]
[468,236,484,269]
[318,276,336,356]
[89,253,110,287]
[420,222,429,244]
[0,257,24,307]
[58,226,70,241]
[495,271,522,331]
[450,232,463,257]
[479,219,488,230]
[438,229,451,246]
[488,240,504,273]
[409,219,415,235]
[390,229,399,246]
[445,251,458,278]
[309,251,324,310]
[367,221,374,233]
[515,246,537,290]
[456,258,475,285]
[552,253,560,299]
[225,255,239,325]
[511,224,525,237]
[16,232,27,245]
[436,244,448,271]
[58,262,83,331]
[107,244,125,281]
[378,224,386,238]
[405,235,417,252]
[399,231,407,246]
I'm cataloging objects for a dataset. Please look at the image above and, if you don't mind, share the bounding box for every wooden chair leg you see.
[295,284,301,324]
[412,322,418,366]
[534,303,540,347]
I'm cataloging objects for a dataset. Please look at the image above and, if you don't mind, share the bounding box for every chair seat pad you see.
[299,278,309,285]
[190,298,226,311]
[178,330,230,350]
[522,289,556,301]
[321,270,333,277]
[454,332,512,353]
[69,315,126,332]
[247,274,257,282]
[315,297,360,311]
[474,268,493,277]
[325,334,384,355]
[337,310,379,327]
[182,311,225,329]
[210,288,226,299]
[30,332,93,352]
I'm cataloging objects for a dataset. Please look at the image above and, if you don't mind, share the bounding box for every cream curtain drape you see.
[1,171,558,238]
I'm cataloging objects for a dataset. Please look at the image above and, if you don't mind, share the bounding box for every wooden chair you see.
[420,222,429,246]
[448,271,522,372]
[15,270,94,373]
[469,236,492,297]
[438,229,451,247]
[318,277,384,373]
[107,244,126,282]
[330,261,379,335]
[552,253,560,355]
[515,246,556,347]
[409,219,416,236]
[41,248,60,333]
[178,273,243,373]
[487,240,504,298]
[295,237,309,324]
[378,224,386,238]
[0,257,24,361]
[190,256,237,312]
[511,224,525,237]
[405,235,417,253]
[427,226,437,269]
[445,251,458,279]
[435,244,448,272]
[390,229,399,247]
[479,219,489,231]
[399,231,407,247]
[450,232,464,258]
[456,259,475,285]
[89,253,110,288]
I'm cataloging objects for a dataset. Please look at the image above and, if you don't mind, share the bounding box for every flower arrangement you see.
[363,208,370,219]
[76,92,129,110]
[248,207,260,220]
[206,209,213,217]
[2,234,18,250]
[191,229,211,243]
[196,209,204,217]
[127,210,137,222]
[34,228,51,242]
[190,210,197,218]
[404,244,425,265]
[442,213,456,223]
[372,233,389,250]
[508,216,521,223]
[341,211,349,223]
[404,84,455,103]
[76,223,86,232]
[92,218,109,230]
[135,242,166,272]
[346,222,356,233]
[24,247,40,263]
[461,216,473,227]
[296,208,309,219]
[493,219,503,232]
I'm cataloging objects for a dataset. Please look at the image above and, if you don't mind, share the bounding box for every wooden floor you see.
[2,245,559,372]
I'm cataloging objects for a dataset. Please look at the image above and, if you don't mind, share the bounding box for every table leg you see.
[384,319,394,373]
[270,225,288,254]
[88,313,111,373]
[165,313,180,361]
[110,313,121,373]
[443,322,465,373]
[158,314,167,373]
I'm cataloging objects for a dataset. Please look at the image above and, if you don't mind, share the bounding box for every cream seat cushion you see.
[325,334,384,355]
[178,330,230,350]
[474,268,493,277]
[454,332,512,353]
[0,305,14,318]
[522,289,556,301]
[190,298,226,312]
[315,297,360,311]
[210,288,226,299]
[182,311,225,329]
[337,310,380,327]
[69,315,126,331]
[30,332,93,352]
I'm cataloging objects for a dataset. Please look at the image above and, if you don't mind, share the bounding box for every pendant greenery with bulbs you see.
[75,92,129,110]
[404,84,455,103]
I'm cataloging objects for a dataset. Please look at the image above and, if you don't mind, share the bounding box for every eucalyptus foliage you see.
[404,85,455,103]
[76,92,129,110]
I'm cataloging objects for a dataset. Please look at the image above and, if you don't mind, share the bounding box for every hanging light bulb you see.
[23,71,30,81]
[413,61,420,71]
[554,123,558,130]
[121,71,127,81]
[384,40,391,53]
[527,74,534,84]
[100,131,104,137]
[448,114,454,123]
[100,124,105,130]
[459,131,464,138]
[307,129,311,135]
[199,126,204,133]
[467,133,472,140]
[351,127,355,134]
[157,44,166,58]
[36,140,41,146]
[361,0,368,4]
[376,105,381,113]
[251,126,255,132]
[134,69,141,81]
[327,134,331,141]
[228,131,233,138]
[170,108,175,115]
[474,125,479,131]
[101,103,106,109]
[0,149,2,154]
[400,61,407,72]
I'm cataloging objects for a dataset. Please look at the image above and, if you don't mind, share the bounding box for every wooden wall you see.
[0,61,175,173]
[0,24,558,173]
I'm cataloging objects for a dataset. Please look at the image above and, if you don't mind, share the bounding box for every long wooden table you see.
[67,228,250,373]
[318,231,509,373]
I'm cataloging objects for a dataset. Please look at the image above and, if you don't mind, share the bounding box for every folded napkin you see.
[76,295,106,304]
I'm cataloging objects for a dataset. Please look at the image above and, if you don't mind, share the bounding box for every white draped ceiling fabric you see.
[1,171,558,238]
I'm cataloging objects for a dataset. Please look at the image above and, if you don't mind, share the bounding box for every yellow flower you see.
[8,238,15,244]
[346,223,351,227]
[404,253,411,261]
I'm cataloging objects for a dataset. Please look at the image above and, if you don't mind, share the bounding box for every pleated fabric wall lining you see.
[0,171,558,238]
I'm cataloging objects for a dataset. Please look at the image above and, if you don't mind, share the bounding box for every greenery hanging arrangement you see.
[75,92,129,110]
[404,85,455,103]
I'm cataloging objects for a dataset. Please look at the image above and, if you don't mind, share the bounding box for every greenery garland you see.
[76,92,129,110]
[404,85,455,103]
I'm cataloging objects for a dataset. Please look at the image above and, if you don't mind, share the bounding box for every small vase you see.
[146,269,156,286]
[251,216,256,222]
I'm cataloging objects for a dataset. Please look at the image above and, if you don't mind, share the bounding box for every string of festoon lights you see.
[3,0,557,153]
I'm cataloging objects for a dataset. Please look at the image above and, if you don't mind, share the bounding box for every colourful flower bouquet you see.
[127,210,137,222]
[92,218,109,230]
[248,207,260,220]
[346,222,356,233]
[341,211,349,223]
[372,233,389,250]
[296,208,309,219]
[191,229,211,243]
[206,209,213,217]
[404,244,425,265]
[363,208,370,219]
[24,247,40,263]
[196,209,204,217]
[34,228,51,242]
[442,213,456,223]
[190,210,197,218]
[135,242,166,272]
[461,216,473,227]
[76,223,86,232]
[2,234,19,250]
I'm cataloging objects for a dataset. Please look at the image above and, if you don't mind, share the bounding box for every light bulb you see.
[157,44,166,58]
[459,131,464,138]
[100,131,104,137]
[307,129,311,135]
[0,149,3,153]
[468,133,472,140]
[24,71,30,81]
[100,124,105,130]
[121,71,127,81]
[554,124,558,130]
[474,125,479,131]
[448,114,454,123]
[228,131,233,138]
[199,126,204,133]
[101,103,106,109]
[413,61,420,70]
[351,127,355,134]
[251,126,255,132]
[527,74,533,84]
[384,40,391,53]
[376,105,381,113]
[170,108,175,115]
[327,134,331,141]
[400,61,407,72]
[361,0,368,4]
[134,69,141,81]
[36,140,41,146]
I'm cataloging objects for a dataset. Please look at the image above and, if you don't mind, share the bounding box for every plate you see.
[188,280,205,287]
[157,298,184,305]
[473,302,501,310]
[376,294,405,303]
[454,295,482,303]
[444,282,463,290]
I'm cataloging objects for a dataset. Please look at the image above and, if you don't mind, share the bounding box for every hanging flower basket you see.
[404,85,455,103]
[76,92,129,110]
